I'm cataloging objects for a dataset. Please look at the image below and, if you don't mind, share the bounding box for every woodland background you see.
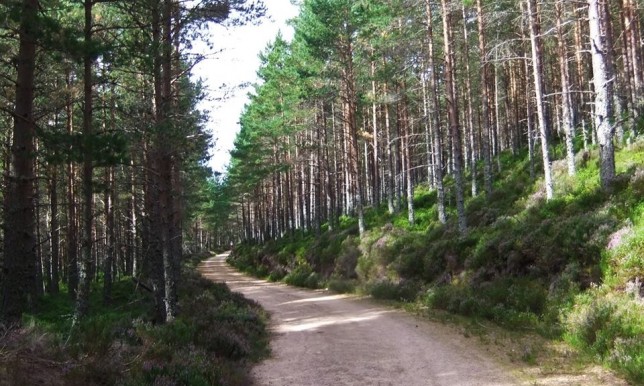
[0,0,642,384]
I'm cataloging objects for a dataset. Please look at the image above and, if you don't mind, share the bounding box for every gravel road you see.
[199,252,519,386]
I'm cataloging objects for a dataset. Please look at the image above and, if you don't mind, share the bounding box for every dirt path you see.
[199,253,519,386]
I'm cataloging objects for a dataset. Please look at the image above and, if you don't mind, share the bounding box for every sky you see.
[191,1,301,174]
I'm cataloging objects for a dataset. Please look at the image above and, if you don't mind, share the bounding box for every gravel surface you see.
[199,253,519,386]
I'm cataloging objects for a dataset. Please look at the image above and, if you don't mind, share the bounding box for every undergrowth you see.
[0,256,269,385]
[228,139,644,383]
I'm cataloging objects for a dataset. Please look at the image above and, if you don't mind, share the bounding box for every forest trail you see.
[199,252,519,386]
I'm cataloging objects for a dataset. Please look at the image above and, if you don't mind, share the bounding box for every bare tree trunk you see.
[148,0,167,323]
[527,0,554,200]
[476,0,493,196]
[103,167,115,304]
[160,0,177,322]
[1,0,39,323]
[49,166,60,294]
[462,4,477,197]
[384,84,395,215]
[425,0,446,224]
[556,1,576,176]
[589,0,616,188]
[66,74,79,299]
[75,0,95,321]
[126,156,136,276]
[399,86,415,225]
[573,11,591,150]
[441,0,467,233]
[35,153,44,297]
[315,105,323,234]
[521,36,536,181]
[421,66,434,190]
[624,0,643,117]
[370,58,380,207]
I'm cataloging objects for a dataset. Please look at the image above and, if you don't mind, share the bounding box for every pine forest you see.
[0,0,643,384]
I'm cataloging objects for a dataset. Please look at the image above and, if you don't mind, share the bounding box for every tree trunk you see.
[49,166,60,294]
[75,0,95,321]
[556,1,576,176]
[623,0,643,117]
[148,0,168,323]
[126,156,137,276]
[476,0,493,196]
[588,0,616,188]
[527,0,554,200]
[103,167,115,305]
[441,0,467,233]
[425,0,446,224]
[399,86,415,225]
[370,59,380,207]
[1,0,39,323]
[384,85,395,215]
[462,4,477,197]
[160,0,177,322]
[66,75,79,299]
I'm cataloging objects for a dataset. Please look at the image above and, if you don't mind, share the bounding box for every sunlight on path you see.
[199,252,519,386]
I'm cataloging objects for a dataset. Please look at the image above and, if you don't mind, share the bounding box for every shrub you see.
[267,269,287,282]
[392,231,428,279]
[284,265,316,288]
[424,285,470,314]
[368,279,421,302]
[423,278,547,329]
[333,236,361,278]
[327,278,356,293]
[368,280,400,300]
[564,291,644,383]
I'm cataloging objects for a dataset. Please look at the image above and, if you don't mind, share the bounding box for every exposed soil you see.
[199,253,629,386]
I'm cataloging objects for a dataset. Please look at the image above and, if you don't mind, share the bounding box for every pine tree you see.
[1,0,40,322]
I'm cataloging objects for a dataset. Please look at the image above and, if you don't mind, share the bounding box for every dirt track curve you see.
[199,252,519,386]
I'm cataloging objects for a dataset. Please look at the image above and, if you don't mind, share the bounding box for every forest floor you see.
[199,252,628,386]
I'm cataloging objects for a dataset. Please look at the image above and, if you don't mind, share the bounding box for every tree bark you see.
[476,0,493,196]
[588,0,616,188]
[399,86,415,225]
[66,72,79,299]
[527,0,554,199]
[49,166,60,294]
[75,0,96,322]
[1,0,39,323]
[623,0,643,117]
[462,4,477,197]
[103,166,115,305]
[556,1,576,176]
[384,84,395,215]
[425,0,446,224]
[441,0,467,233]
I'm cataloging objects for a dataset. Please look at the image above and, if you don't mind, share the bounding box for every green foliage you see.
[367,279,422,302]
[607,224,644,287]
[564,290,644,383]
[333,236,361,278]
[424,278,547,329]
[279,257,321,289]
[15,265,269,386]
[126,269,269,384]
[327,277,357,293]
[356,227,399,281]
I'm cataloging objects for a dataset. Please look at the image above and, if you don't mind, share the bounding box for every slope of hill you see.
[229,140,644,383]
